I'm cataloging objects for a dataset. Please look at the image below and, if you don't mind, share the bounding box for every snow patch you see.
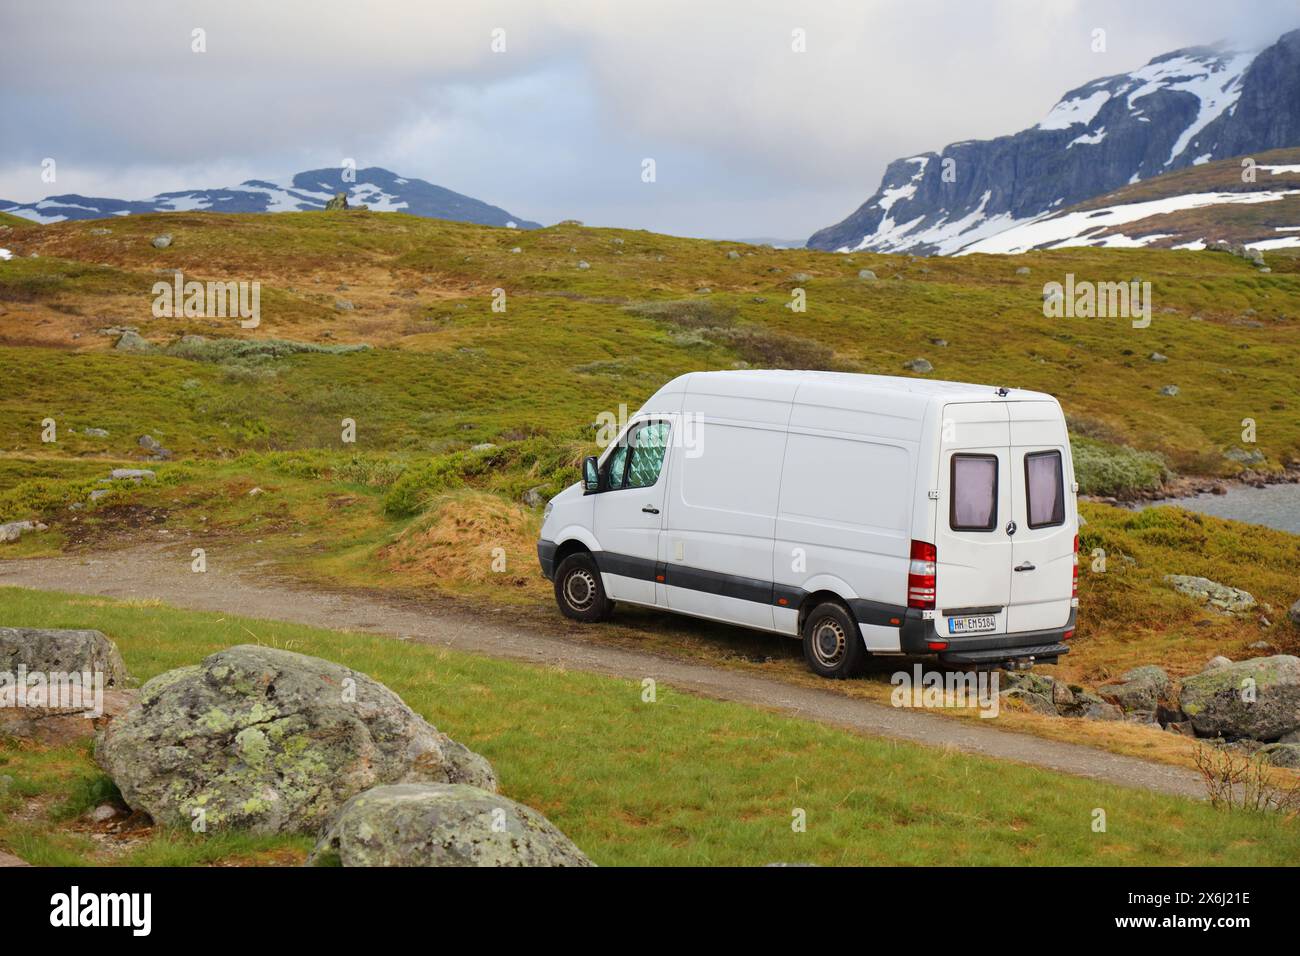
[1247,235,1300,251]
[958,189,1299,255]
[1038,90,1111,131]
[0,248,11,261]
[1068,127,1106,148]
[1120,50,1257,166]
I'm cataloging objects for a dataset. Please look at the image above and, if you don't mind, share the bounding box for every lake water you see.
[1140,482,1300,535]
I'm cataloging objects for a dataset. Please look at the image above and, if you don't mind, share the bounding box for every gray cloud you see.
[1,0,1296,238]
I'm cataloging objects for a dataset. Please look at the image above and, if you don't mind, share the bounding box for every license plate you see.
[948,615,996,634]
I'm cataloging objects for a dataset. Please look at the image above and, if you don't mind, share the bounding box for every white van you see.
[537,370,1079,678]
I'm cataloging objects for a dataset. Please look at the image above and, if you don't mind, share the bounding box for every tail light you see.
[907,540,937,609]
[1071,533,1079,598]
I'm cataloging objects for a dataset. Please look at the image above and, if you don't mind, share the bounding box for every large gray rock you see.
[0,628,130,686]
[0,520,47,544]
[308,783,593,867]
[1060,688,1124,721]
[1163,574,1257,614]
[1258,743,1300,769]
[1098,665,1171,714]
[0,628,134,745]
[96,645,495,834]
[1178,655,1300,741]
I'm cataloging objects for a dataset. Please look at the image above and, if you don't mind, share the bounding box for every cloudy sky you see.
[1,0,1296,239]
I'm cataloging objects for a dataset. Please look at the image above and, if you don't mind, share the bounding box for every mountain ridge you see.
[808,28,1300,255]
[0,166,541,229]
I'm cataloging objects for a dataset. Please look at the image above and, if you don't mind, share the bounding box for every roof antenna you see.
[995,387,1010,397]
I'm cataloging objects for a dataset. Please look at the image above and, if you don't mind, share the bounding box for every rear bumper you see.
[901,607,1076,665]
[537,539,558,581]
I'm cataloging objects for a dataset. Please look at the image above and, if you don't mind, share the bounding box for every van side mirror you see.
[583,456,601,494]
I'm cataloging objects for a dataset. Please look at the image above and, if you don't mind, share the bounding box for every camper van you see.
[537,370,1079,679]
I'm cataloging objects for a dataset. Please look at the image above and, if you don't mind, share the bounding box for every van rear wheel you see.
[802,602,866,679]
[553,553,614,623]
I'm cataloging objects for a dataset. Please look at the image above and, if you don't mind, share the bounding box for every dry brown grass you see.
[380,490,548,600]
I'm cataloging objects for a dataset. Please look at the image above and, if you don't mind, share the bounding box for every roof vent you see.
[995,386,1010,397]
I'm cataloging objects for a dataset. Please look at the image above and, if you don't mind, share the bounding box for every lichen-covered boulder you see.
[308,783,593,867]
[96,645,495,834]
[1163,574,1256,614]
[1061,690,1123,721]
[1178,655,1300,741]
[999,688,1055,715]
[1098,665,1171,714]
[0,628,130,686]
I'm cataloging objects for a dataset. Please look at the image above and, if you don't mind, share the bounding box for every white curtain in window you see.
[953,457,996,528]
[1027,453,1063,526]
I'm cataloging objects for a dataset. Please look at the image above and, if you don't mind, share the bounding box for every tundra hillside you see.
[0,210,1298,720]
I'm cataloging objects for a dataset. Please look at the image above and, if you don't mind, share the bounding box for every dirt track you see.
[0,544,1207,800]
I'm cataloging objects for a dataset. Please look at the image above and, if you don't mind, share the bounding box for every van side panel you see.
[774,390,920,647]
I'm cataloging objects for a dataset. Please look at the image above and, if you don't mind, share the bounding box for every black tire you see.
[553,552,614,623]
[801,601,867,679]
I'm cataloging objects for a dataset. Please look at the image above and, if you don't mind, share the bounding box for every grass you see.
[2,586,1297,867]
[0,210,1297,475]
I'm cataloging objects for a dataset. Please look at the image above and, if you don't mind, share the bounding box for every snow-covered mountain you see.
[958,148,1300,254]
[0,167,541,229]
[808,28,1300,255]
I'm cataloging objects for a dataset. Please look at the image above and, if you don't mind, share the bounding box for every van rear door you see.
[934,402,1013,637]
[1006,402,1075,633]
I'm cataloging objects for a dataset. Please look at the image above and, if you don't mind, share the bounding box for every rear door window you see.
[950,454,998,531]
[1024,450,1065,528]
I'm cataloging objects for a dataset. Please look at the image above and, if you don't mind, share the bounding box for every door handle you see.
[642,506,660,514]
[1014,561,1036,572]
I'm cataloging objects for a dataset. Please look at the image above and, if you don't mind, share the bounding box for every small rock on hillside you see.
[97,644,496,834]
[308,783,593,867]
[903,358,933,374]
[1288,598,1300,627]
[137,435,172,460]
[1178,655,1300,741]
[1164,574,1256,615]
[1098,665,1171,718]
[115,331,153,352]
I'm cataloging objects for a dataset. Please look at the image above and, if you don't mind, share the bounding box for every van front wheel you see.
[802,602,866,679]
[553,553,614,623]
